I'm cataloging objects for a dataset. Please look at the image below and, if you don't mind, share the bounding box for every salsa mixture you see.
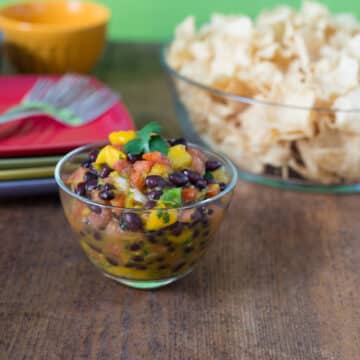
[63,122,231,281]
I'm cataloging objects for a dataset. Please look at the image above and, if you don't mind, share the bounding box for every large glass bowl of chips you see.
[162,3,360,193]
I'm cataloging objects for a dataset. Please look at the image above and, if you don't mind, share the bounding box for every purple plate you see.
[0,178,57,198]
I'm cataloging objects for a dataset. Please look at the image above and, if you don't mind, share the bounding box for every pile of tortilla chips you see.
[167,1,360,184]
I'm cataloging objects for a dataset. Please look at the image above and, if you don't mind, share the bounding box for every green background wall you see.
[1,0,360,41]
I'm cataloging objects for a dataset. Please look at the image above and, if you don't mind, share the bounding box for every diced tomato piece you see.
[113,159,133,176]
[143,152,171,166]
[188,148,206,175]
[206,183,220,198]
[133,160,153,173]
[130,170,145,190]
[110,195,125,208]
[182,187,199,203]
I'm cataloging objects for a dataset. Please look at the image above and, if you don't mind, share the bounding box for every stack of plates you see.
[0,76,134,197]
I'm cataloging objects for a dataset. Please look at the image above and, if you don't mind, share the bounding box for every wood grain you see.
[0,44,359,360]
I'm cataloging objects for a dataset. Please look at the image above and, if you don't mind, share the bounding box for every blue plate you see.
[0,178,57,198]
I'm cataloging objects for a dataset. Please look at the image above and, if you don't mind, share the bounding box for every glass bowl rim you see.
[161,45,360,114]
[54,141,238,211]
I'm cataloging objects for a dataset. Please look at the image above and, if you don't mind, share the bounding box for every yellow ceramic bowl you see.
[0,0,110,73]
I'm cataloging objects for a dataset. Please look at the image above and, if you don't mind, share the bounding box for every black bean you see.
[193,229,200,238]
[195,179,207,190]
[202,218,209,227]
[87,242,102,252]
[99,190,115,201]
[99,165,111,178]
[206,160,222,171]
[172,262,186,273]
[170,222,183,236]
[191,208,202,223]
[158,264,168,270]
[144,200,157,210]
[81,160,92,168]
[120,212,143,232]
[129,242,143,251]
[147,190,163,201]
[187,170,202,184]
[134,264,147,270]
[105,257,118,266]
[75,182,86,196]
[219,182,227,191]
[207,208,214,215]
[89,150,99,162]
[168,171,188,187]
[156,256,165,263]
[88,204,101,214]
[127,153,143,163]
[103,183,115,191]
[84,171,97,182]
[206,178,216,185]
[148,235,157,244]
[203,230,210,237]
[168,246,176,253]
[145,175,167,189]
[184,246,193,254]
[168,138,186,146]
[85,179,98,192]
[132,255,144,262]
[93,231,102,241]
[124,263,135,268]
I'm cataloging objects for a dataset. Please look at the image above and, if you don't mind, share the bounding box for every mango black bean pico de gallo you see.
[64,122,231,281]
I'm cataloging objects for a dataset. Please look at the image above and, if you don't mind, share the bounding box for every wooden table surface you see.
[0,44,359,360]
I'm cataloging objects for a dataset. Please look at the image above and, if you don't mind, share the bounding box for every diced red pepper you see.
[142,152,171,166]
[206,183,220,198]
[182,187,199,203]
[113,159,133,176]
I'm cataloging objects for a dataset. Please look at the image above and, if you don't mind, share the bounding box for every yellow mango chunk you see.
[145,208,178,231]
[95,145,126,168]
[212,168,228,183]
[149,163,172,177]
[109,130,136,146]
[168,145,192,169]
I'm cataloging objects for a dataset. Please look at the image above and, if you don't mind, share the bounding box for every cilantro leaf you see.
[149,135,169,155]
[204,171,214,180]
[160,188,182,207]
[123,121,165,155]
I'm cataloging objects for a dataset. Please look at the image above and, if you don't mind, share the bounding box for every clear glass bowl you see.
[55,142,238,289]
[161,48,360,193]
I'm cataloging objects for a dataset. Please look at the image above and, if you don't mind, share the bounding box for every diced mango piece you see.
[95,145,126,168]
[168,228,193,244]
[212,168,229,183]
[145,208,178,231]
[109,130,136,146]
[168,145,192,169]
[149,163,172,177]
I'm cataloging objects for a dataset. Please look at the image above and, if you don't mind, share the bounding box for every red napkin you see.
[0,76,135,157]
